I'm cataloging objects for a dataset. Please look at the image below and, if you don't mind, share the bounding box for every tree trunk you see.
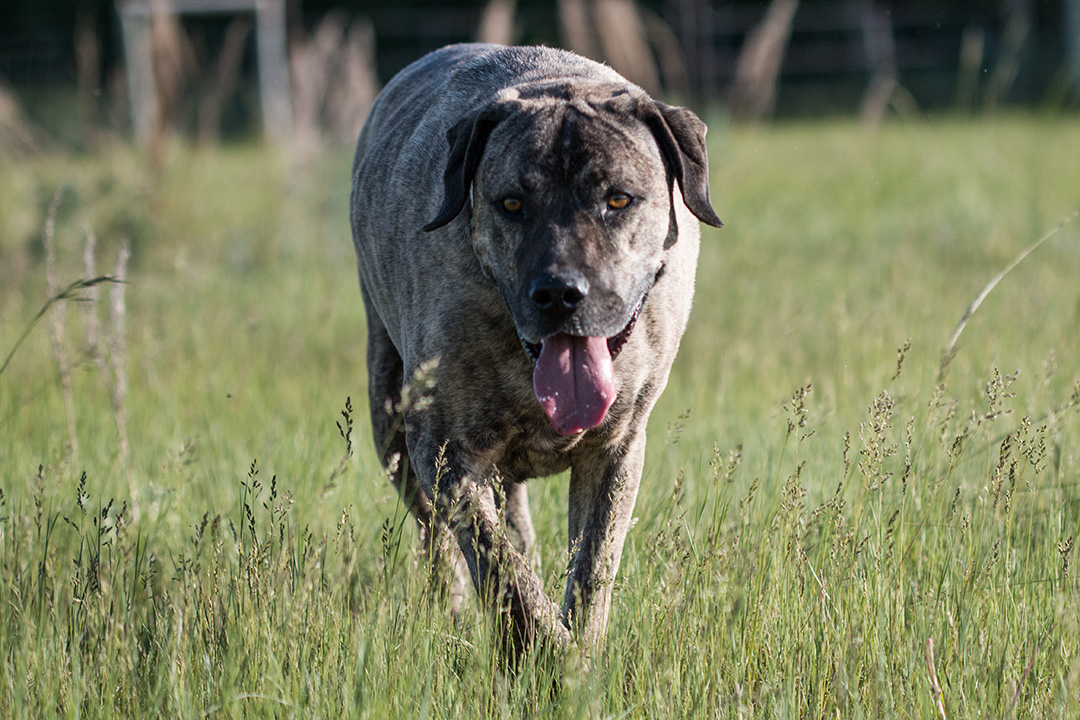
[477,0,517,46]
[729,0,799,121]
[859,0,897,126]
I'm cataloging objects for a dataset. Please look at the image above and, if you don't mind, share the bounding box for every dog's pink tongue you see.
[533,334,615,436]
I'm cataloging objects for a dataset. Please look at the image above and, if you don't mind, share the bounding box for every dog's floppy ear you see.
[638,101,723,228]
[423,107,507,232]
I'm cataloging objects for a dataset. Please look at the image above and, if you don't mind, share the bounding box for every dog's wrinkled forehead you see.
[492,82,653,149]
[485,84,660,183]
[495,79,637,108]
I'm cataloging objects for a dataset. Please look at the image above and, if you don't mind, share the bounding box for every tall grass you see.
[1,117,1079,717]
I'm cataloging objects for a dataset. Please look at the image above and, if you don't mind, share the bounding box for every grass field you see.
[2,116,1079,718]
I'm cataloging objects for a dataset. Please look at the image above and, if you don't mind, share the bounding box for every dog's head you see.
[424,82,722,436]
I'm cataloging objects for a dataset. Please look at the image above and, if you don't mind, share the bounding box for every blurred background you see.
[2,0,1078,154]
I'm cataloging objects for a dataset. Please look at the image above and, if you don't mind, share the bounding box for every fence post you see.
[255,0,292,142]
[116,0,292,144]
[117,3,157,144]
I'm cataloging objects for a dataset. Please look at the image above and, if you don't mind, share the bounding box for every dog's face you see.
[425,84,722,436]
[471,101,667,341]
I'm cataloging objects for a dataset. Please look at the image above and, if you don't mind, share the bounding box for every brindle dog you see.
[350,43,722,653]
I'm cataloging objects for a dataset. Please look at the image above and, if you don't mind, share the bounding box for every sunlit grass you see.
[2,116,1079,717]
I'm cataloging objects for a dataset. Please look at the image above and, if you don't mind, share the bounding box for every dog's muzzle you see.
[519,286,649,436]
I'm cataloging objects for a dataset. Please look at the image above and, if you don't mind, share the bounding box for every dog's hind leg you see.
[363,289,469,609]
[363,292,431,524]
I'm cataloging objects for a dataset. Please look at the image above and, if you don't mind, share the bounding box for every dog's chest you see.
[496,427,580,480]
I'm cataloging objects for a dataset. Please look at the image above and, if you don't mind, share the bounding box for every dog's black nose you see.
[529,273,588,319]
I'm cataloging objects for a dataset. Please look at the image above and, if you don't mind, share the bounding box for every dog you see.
[349,43,722,653]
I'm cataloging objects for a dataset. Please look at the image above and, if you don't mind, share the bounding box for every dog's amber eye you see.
[502,197,523,213]
[607,193,631,210]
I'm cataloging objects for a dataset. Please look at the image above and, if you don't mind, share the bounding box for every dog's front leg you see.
[563,433,647,649]
[406,431,571,654]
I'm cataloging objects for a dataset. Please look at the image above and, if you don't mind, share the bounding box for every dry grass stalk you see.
[926,638,948,719]
[941,208,1080,373]
[0,276,117,381]
[82,227,133,499]
[43,190,79,467]
[31,201,134,498]
[109,241,133,495]
[729,0,799,120]
[324,397,355,496]
[26,209,134,504]
[1009,623,1056,716]
[82,228,102,360]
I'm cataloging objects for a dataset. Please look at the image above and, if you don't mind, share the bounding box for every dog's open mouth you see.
[521,292,646,436]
